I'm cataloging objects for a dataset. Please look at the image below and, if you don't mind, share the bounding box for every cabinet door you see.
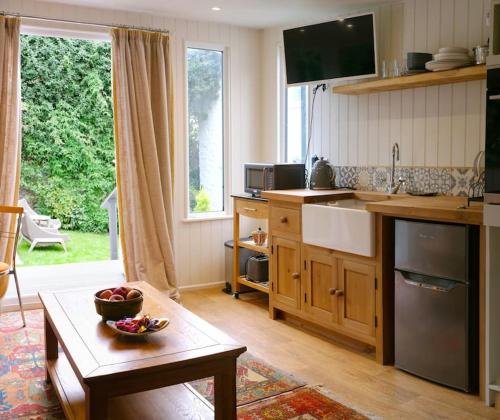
[303,245,338,324]
[271,236,301,310]
[337,259,376,337]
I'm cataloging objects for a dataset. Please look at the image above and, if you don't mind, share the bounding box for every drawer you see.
[270,206,301,237]
[235,199,268,219]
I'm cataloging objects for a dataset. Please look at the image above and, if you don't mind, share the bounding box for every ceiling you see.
[34,0,392,28]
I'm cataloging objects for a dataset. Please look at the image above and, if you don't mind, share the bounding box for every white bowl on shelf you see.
[438,46,469,54]
[425,60,472,71]
[433,52,473,62]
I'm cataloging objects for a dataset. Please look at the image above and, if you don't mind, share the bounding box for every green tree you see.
[20,35,115,232]
[193,187,211,212]
[187,48,222,212]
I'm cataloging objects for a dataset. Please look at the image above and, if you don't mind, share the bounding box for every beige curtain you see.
[111,29,179,300]
[0,17,21,298]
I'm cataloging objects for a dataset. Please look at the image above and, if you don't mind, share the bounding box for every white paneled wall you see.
[310,0,489,168]
[1,0,262,288]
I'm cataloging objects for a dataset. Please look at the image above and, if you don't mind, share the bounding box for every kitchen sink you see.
[325,199,369,210]
[302,200,375,257]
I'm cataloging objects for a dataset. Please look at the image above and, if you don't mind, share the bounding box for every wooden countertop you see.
[261,189,399,204]
[260,189,484,225]
[231,193,268,202]
[366,196,483,225]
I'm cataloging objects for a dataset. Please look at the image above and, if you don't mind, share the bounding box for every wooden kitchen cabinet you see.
[271,236,301,310]
[267,198,377,350]
[337,259,376,338]
[302,245,376,341]
[302,245,339,324]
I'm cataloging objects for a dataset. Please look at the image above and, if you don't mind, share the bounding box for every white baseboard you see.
[179,281,225,292]
[1,296,42,313]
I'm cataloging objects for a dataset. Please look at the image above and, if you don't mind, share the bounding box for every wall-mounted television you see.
[283,12,377,86]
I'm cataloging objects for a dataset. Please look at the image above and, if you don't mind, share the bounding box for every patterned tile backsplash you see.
[332,166,483,197]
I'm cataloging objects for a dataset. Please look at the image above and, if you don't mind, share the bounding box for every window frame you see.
[278,46,310,164]
[284,85,308,164]
[21,19,111,42]
[184,41,231,222]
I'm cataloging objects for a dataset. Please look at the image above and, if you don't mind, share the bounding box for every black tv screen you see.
[283,13,377,85]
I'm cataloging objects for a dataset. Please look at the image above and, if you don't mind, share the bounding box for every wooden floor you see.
[182,287,500,420]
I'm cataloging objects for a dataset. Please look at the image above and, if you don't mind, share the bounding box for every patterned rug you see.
[189,352,306,406]
[0,310,63,419]
[0,309,370,420]
[237,386,371,420]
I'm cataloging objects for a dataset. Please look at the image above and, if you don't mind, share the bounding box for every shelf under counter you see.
[237,276,269,294]
[237,239,269,255]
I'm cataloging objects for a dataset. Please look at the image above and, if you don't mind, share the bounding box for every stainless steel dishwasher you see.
[394,219,479,392]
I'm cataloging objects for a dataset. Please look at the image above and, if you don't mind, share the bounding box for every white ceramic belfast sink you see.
[302,200,375,257]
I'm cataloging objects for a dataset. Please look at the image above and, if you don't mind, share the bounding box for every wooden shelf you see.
[47,353,214,419]
[237,276,269,294]
[238,239,269,255]
[233,196,270,297]
[332,65,486,95]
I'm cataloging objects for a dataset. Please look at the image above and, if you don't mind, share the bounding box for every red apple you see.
[126,289,141,300]
[109,294,124,301]
[112,287,128,298]
[99,290,113,300]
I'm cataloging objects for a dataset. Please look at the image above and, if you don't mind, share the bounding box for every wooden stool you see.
[0,261,9,276]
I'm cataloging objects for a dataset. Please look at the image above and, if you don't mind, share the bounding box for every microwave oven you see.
[244,163,306,197]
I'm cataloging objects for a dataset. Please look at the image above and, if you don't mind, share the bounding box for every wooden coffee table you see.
[39,281,246,420]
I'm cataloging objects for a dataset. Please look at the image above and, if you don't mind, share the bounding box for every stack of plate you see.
[425,47,473,71]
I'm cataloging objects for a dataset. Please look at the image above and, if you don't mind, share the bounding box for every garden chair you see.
[0,206,26,327]
[21,213,70,252]
[18,198,61,231]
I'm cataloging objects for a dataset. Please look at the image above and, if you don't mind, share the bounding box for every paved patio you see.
[1,260,124,312]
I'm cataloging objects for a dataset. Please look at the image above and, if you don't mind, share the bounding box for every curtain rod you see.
[0,11,170,35]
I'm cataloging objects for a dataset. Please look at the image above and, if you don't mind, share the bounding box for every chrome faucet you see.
[388,142,405,194]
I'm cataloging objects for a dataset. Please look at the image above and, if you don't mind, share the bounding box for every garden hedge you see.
[20,35,115,233]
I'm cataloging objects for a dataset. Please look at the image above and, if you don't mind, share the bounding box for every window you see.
[187,46,225,216]
[285,86,308,163]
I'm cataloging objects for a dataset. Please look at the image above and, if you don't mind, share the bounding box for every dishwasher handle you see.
[396,269,460,293]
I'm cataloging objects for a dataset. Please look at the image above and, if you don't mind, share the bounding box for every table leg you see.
[84,384,108,420]
[214,358,237,420]
[44,310,58,383]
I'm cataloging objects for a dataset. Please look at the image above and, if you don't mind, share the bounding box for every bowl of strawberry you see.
[94,286,143,321]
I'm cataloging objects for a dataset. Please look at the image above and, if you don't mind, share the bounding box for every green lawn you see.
[17,230,110,266]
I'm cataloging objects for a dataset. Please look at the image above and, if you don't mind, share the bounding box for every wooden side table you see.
[232,195,269,298]
[39,281,246,420]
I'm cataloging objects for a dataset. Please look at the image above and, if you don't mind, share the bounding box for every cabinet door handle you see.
[243,207,257,212]
[291,272,300,280]
[328,288,337,295]
[335,289,344,297]
[280,216,288,223]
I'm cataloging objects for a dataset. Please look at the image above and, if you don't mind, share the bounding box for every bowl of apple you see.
[94,286,143,321]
